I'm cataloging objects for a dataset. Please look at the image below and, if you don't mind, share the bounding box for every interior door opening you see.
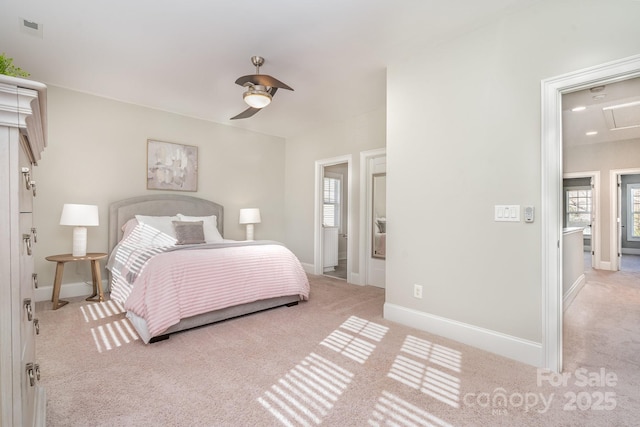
[562,172,599,271]
[314,155,352,282]
[323,164,348,280]
[359,149,386,288]
[543,54,640,372]
[611,170,640,272]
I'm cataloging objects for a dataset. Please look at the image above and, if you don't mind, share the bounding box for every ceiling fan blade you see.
[235,74,293,91]
[230,107,261,120]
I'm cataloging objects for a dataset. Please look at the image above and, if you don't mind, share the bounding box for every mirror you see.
[372,173,386,259]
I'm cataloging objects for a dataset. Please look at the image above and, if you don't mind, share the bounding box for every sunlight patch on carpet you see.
[258,316,388,425]
[258,352,353,426]
[320,316,389,363]
[340,316,389,342]
[80,301,138,352]
[80,300,124,322]
[388,336,462,408]
[369,390,453,427]
[401,336,462,373]
[90,319,139,352]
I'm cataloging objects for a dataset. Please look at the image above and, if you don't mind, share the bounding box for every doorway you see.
[562,172,600,271]
[314,155,352,281]
[542,53,640,372]
[360,148,386,288]
[610,170,640,272]
[323,164,348,279]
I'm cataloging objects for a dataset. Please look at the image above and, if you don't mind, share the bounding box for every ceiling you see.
[563,77,640,147]
[0,0,541,139]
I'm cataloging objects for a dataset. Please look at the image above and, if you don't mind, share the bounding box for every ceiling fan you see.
[230,56,294,120]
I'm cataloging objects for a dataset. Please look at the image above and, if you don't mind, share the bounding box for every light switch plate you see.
[495,205,520,222]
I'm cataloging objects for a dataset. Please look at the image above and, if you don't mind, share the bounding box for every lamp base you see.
[245,223,255,241]
[71,226,88,257]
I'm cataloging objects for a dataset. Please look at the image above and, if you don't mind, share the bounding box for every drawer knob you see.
[23,298,33,321]
[26,363,35,387]
[23,234,32,256]
[21,167,32,190]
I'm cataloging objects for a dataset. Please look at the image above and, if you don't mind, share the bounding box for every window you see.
[628,184,640,241]
[565,186,591,235]
[323,174,341,228]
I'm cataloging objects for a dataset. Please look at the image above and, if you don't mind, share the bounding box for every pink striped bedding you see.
[108,225,309,339]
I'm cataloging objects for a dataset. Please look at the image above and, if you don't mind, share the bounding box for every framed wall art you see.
[147,139,198,191]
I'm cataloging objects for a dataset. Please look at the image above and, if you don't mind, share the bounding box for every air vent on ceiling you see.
[602,100,640,131]
[19,17,43,38]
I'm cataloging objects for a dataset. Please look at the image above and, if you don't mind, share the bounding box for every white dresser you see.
[0,75,48,426]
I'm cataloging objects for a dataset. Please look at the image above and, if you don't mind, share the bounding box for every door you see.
[367,156,386,288]
[314,156,352,281]
[617,174,622,270]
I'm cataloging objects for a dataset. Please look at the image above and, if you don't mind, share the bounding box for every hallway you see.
[563,265,640,414]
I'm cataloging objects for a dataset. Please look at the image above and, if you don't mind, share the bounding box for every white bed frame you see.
[108,194,301,342]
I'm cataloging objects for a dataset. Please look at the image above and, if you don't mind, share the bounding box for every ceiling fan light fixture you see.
[243,86,272,109]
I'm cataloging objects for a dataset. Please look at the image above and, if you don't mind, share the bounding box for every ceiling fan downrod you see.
[251,56,265,73]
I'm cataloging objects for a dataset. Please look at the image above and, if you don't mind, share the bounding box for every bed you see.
[107,194,309,343]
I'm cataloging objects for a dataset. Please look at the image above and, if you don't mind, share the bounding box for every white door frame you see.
[358,148,387,285]
[314,155,353,279]
[541,54,640,372]
[609,168,640,271]
[359,148,386,287]
[563,171,601,269]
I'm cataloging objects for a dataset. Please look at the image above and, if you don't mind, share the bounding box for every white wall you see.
[33,86,285,298]
[385,0,640,364]
[284,106,386,275]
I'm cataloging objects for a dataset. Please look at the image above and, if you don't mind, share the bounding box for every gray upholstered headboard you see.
[108,194,224,254]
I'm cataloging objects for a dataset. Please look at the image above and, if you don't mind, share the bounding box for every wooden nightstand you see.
[45,252,108,310]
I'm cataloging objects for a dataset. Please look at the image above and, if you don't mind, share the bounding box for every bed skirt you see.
[127,294,302,343]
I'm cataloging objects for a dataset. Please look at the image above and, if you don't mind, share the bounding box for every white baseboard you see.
[600,261,612,271]
[622,248,640,255]
[563,274,586,312]
[34,280,108,303]
[384,303,542,367]
[348,272,361,285]
[301,262,315,275]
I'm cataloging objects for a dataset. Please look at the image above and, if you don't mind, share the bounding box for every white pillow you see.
[121,218,139,240]
[134,215,179,237]
[177,214,223,242]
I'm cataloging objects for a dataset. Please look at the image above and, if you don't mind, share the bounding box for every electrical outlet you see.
[413,284,423,299]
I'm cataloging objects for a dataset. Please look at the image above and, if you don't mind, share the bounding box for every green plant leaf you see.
[0,53,30,77]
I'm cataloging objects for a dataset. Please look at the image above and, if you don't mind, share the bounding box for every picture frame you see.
[147,139,198,191]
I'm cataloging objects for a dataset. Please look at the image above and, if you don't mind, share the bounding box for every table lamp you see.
[59,204,99,256]
[239,208,261,240]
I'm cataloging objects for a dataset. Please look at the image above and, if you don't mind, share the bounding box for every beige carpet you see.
[36,272,639,426]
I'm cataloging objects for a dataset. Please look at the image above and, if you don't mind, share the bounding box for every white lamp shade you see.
[239,208,261,225]
[60,204,99,226]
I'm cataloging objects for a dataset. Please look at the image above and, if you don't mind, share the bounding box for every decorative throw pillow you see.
[177,214,224,242]
[172,221,206,245]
